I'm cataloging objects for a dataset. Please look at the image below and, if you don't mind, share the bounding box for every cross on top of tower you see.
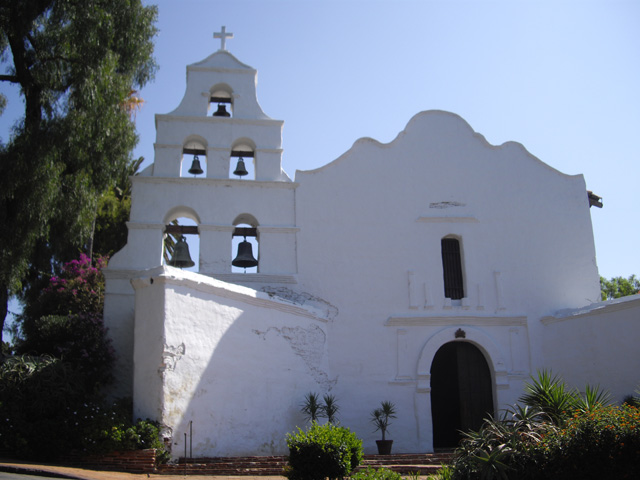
[214,26,234,51]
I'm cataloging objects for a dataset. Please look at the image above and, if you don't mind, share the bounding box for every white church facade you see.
[103,30,640,458]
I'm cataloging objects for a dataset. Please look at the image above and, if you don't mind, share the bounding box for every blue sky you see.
[1,0,638,285]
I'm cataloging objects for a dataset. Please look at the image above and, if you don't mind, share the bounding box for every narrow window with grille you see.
[441,238,464,300]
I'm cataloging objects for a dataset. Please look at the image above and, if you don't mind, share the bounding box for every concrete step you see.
[157,452,454,476]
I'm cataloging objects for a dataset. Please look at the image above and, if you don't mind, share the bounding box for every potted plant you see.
[370,401,397,455]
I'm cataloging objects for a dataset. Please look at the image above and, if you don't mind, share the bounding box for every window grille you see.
[441,238,464,300]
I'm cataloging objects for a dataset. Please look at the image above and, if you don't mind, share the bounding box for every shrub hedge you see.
[285,421,363,480]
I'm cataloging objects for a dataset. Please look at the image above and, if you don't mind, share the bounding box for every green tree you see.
[600,275,640,301]
[91,156,143,258]
[0,0,157,343]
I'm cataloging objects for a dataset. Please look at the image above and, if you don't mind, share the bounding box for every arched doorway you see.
[430,341,494,448]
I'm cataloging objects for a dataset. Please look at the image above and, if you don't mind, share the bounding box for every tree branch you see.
[0,74,19,83]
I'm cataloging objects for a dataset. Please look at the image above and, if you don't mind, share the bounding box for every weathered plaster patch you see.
[160,425,174,454]
[160,343,185,373]
[429,201,466,209]
[253,325,336,389]
[260,287,339,320]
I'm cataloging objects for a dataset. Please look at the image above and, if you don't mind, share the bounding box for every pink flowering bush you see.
[41,253,106,316]
[17,254,113,388]
[1,254,126,460]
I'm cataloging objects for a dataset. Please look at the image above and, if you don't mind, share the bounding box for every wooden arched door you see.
[430,341,494,448]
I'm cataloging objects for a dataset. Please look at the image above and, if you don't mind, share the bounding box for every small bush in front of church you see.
[350,466,402,480]
[285,421,363,480]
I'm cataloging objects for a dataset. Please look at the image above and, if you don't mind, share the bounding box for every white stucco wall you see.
[287,110,600,452]
[540,295,640,402]
[132,266,329,457]
[103,45,637,459]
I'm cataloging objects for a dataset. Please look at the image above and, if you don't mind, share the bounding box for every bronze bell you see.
[232,239,258,269]
[213,103,230,117]
[233,157,249,178]
[168,235,195,269]
[188,155,204,175]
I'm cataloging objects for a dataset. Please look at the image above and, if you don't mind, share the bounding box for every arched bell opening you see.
[164,216,200,273]
[209,86,233,117]
[229,141,255,180]
[181,140,207,178]
[231,217,259,273]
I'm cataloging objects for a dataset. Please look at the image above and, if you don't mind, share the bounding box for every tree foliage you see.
[16,254,113,389]
[600,275,640,301]
[0,254,149,461]
[0,0,157,342]
[91,156,143,258]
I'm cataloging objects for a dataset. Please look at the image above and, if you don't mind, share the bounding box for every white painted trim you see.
[132,266,320,320]
[132,176,297,189]
[541,295,640,324]
[386,315,527,326]
[417,216,479,223]
[155,114,284,128]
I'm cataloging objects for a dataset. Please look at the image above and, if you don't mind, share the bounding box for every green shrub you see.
[285,421,363,480]
[0,359,168,463]
[74,399,168,462]
[350,467,402,480]
[435,465,454,480]
[524,404,640,479]
[449,372,640,480]
[0,355,96,459]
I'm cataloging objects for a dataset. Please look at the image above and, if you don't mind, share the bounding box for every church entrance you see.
[430,341,494,449]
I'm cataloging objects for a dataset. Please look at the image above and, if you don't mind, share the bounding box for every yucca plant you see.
[322,394,340,424]
[573,384,612,414]
[519,370,577,425]
[300,392,323,423]
[371,401,397,441]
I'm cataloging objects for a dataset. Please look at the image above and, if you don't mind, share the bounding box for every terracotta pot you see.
[376,439,393,455]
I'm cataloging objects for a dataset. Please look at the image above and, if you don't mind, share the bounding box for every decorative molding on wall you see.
[155,144,285,156]
[132,175,298,189]
[155,113,284,128]
[416,216,478,223]
[493,271,506,311]
[386,315,527,327]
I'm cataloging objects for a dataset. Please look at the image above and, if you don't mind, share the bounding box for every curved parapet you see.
[297,110,577,179]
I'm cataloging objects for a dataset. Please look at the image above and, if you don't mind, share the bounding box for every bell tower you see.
[108,26,298,280]
[104,28,299,395]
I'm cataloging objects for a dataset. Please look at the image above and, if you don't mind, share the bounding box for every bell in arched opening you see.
[232,237,258,270]
[213,103,231,117]
[233,157,249,178]
[188,155,204,175]
[168,235,195,269]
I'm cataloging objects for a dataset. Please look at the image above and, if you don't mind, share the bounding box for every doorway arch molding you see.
[416,326,509,393]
